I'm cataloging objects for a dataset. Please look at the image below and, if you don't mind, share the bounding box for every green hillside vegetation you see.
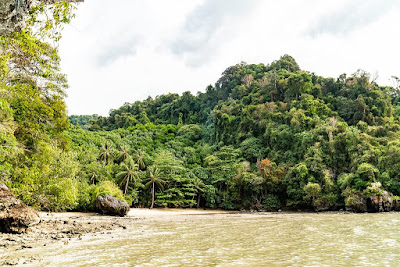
[67,55,400,211]
[1,2,400,211]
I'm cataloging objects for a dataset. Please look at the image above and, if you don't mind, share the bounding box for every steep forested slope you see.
[67,55,400,211]
[5,1,399,212]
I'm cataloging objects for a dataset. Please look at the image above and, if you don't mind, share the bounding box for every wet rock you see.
[345,194,367,213]
[0,184,40,233]
[2,257,19,265]
[393,199,400,211]
[95,194,130,217]
[367,191,393,212]
[313,199,331,212]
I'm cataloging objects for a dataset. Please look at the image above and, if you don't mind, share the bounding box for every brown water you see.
[19,212,400,266]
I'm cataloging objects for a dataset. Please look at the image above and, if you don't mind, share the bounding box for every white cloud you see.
[307,0,400,36]
[59,0,400,116]
[170,0,261,67]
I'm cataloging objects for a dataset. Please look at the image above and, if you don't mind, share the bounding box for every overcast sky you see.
[59,0,400,116]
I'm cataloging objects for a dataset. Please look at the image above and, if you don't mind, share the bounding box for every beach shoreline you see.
[0,208,357,265]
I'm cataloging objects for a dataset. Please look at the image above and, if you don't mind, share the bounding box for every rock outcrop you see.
[95,194,130,217]
[0,0,84,35]
[345,188,397,213]
[0,0,29,35]
[345,193,368,213]
[0,184,40,233]
[393,199,400,211]
[367,190,393,212]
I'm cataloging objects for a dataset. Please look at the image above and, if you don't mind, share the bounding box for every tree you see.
[117,159,139,196]
[99,143,114,164]
[144,167,166,209]
[133,149,146,170]
[304,182,321,203]
[286,71,312,100]
[192,177,205,208]
[242,74,254,88]
[117,145,131,163]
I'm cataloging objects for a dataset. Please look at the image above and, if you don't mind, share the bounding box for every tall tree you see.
[192,177,205,208]
[144,167,165,209]
[116,159,139,195]
[99,143,114,164]
[133,149,146,170]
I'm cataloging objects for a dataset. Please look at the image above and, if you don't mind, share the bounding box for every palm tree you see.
[99,143,114,164]
[117,145,131,163]
[134,149,146,170]
[90,172,97,185]
[116,159,139,195]
[192,177,205,208]
[143,167,165,209]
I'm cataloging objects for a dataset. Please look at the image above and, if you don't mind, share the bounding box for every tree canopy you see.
[2,3,400,211]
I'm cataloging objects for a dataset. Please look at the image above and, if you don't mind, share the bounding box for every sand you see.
[0,208,235,265]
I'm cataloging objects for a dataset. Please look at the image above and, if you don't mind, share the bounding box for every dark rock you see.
[313,199,331,212]
[345,194,367,213]
[95,194,130,217]
[393,199,400,211]
[0,184,40,233]
[367,190,393,212]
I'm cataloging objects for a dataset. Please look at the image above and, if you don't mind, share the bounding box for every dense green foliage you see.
[69,114,99,130]
[61,55,400,211]
[0,1,110,211]
[2,3,400,211]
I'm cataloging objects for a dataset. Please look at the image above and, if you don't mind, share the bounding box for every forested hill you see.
[88,54,395,131]
[5,1,399,212]
[65,55,400,211]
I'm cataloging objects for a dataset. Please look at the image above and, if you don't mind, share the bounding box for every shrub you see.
[92,181,124,201]
[262,194,281,211]
[44,178,79,211]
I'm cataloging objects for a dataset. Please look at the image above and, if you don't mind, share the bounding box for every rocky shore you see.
[2,205,400,265]
[0,209,233,265]
[0,212,136,265]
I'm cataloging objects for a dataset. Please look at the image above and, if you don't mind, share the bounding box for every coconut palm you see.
[134,149,146,170]
[90,172,97,185]
[99,143,114,164]
[117,145,131,163]
[192,177,205,208]
[143,167,166,209]
[116,159,139,195]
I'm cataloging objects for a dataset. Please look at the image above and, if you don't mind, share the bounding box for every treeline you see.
[2,1,400,211]
[68,55,400,211]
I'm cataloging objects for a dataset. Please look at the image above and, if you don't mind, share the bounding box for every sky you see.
[59,0,400,116]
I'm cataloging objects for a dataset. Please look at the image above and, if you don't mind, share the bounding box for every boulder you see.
[95,194,130,217]
[0,184,40,233]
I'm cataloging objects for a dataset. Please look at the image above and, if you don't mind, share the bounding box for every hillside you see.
[66,55,400,211]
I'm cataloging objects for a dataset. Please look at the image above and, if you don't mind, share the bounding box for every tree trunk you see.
[124,177,129,195]
[197,194,201,209]
[150,182,155,209]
